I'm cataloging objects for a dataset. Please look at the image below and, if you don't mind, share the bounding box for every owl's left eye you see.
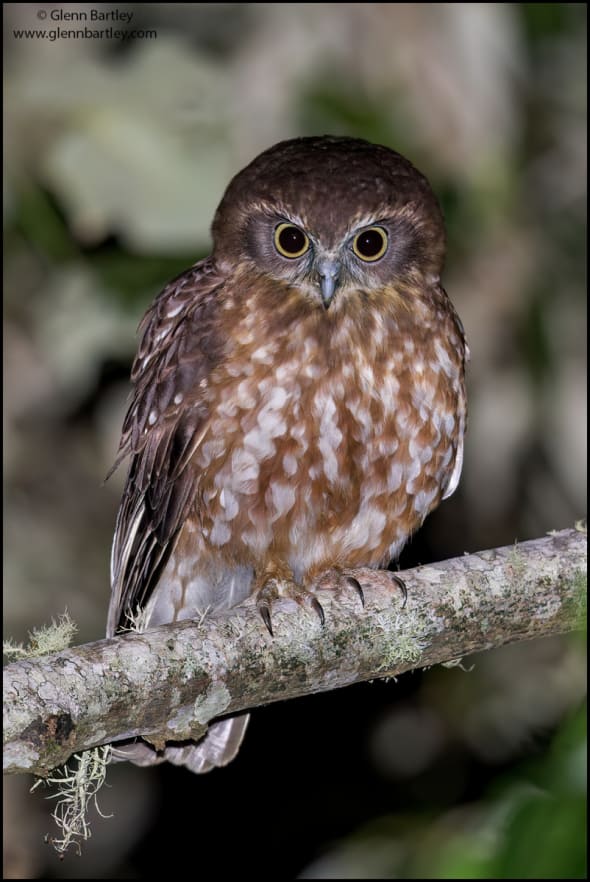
[352,226,388,262]
[274,223,310,259]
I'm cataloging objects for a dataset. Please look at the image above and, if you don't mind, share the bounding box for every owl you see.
[107,135,468,773]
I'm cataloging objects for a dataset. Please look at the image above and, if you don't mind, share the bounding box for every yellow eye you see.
[274,223,310,259]
[352,226,388,262]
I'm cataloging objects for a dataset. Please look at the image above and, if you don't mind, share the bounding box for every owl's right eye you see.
[274,223,310,259]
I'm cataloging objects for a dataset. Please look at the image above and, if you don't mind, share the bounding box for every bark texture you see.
[3,528,586,776]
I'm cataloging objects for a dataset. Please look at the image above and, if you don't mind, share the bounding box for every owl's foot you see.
[255,574,325,637]
[255,566,371,636]
[313,568,405,611]
[311,568,366,609]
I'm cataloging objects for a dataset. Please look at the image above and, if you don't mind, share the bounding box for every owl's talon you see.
[390,573,408,608]
[311,597,325,626]
[259,604,274,637]
[346,576,365,607]
[255,572,327,633]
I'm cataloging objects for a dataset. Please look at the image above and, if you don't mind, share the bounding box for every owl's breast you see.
[192,304,465,578]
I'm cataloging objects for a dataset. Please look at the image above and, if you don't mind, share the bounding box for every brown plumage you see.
[108,135,468,773]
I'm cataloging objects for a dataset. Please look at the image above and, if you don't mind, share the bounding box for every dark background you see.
[4,3,586,878]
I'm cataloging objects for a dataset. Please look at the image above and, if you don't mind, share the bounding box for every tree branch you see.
[4,528,586,776]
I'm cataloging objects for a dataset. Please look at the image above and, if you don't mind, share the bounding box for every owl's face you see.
[211,136,446,311]
[237,207,431,309]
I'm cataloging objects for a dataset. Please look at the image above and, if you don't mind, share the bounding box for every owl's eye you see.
[352,226,388,262]
[274,223,310,259]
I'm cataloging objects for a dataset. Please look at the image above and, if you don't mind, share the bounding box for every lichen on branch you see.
[3,528,587,778]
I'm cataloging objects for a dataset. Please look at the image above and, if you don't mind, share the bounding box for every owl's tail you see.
[110,713,250,774]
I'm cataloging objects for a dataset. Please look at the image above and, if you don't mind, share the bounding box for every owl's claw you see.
[316,571,365,609]
[311,596,325,626]
[346,576,365,607]
[389,572,408,608]
[255,575,324,635]
[259,604,274,637]
[256,579,280,636]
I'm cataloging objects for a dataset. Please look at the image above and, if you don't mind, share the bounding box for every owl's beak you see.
[317,258,341,308]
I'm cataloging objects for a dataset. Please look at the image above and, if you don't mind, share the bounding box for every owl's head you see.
[211,136,446,309]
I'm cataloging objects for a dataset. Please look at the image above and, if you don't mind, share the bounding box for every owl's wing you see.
[442,302,469,501]
[441,428,464,500]
[107,258,226,637]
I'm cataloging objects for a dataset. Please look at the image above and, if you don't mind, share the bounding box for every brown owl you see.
[108,135,468,773]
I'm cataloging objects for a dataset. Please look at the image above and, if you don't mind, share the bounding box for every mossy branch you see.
[3,528,586,777]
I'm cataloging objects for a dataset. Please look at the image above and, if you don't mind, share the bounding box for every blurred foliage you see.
[3,2,586,879]
[428,701,586,879]
[301,697,586,879]
[9,186,196,310]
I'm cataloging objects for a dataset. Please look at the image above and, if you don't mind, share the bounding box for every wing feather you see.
[108,258,226,637]
[441,290,469,502]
